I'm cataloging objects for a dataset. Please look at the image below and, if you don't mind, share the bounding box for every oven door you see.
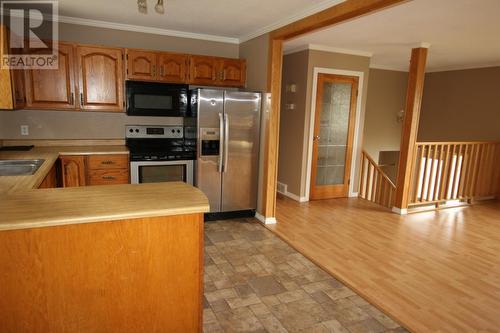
[130,160,194,185]
[126,81,188,117]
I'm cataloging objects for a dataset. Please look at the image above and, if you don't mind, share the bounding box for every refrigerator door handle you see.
[223,113,229,173]
[218,112,224,173]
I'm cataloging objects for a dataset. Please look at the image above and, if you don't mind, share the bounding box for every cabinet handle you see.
[70,92,74,105]
[101,161,115,165]
[80,93,84,105]
[152,65,156,78]
[102,176,116,180]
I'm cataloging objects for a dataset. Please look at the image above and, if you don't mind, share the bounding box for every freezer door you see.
[196,89,224,212]
[222,91,261,212]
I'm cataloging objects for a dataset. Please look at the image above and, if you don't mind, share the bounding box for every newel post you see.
[393,47,428,214]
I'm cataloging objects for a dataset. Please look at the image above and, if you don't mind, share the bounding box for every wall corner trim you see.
[255,212,277,225]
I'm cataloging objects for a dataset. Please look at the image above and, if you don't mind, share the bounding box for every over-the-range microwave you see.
[126,81,189,117]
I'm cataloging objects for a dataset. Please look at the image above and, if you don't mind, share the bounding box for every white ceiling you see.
[284,0,500,72]
[57,0,344,43]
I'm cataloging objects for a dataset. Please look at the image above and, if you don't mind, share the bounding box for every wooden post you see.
[393,47,428,214]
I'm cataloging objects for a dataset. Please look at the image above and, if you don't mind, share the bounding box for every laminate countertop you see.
[0,147,210,231]
[0,145,129,194]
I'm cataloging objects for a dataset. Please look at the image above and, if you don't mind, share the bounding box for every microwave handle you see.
[218,112,224,173]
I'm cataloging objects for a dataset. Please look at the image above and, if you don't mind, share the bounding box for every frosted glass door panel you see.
[315,82,352,186]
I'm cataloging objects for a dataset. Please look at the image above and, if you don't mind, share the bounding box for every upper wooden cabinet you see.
[126,50,188,83]
[188,56,246,87]
[24,43,77,110]
[126,50,157,81]
[0,25,25,110]
[157,53,188,83]
[76,46,124,112]
[188,55,217,86]
[218,58,246,87]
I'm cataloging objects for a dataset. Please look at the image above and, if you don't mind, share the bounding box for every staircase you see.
[358,150,396,209]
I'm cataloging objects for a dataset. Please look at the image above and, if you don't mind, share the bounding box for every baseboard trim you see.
[277,190,308,203]
[392,207,408,215]
[255,212,277,225]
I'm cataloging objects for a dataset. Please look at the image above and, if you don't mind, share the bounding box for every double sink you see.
[0,159,45,176]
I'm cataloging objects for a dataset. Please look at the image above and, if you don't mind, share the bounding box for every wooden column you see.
[393,47,428,213]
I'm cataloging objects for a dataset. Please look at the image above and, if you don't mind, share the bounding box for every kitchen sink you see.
[0,159,45,176]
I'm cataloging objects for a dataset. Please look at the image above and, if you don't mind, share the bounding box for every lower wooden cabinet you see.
[60,155,86,187]
[38,164,58,189]
[60,154,129,188]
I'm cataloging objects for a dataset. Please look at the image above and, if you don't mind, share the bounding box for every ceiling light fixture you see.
[155,0,165,14]
[137,0,147,14]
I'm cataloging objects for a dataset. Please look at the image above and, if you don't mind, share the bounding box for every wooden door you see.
[218,59,246,87]
[25,43,76,110]
[60,156,86,187]
[157,53,188,83]
[76,46,124,112]
[310,74,359,200]
[188,55,217,85]
[126,50,157,81]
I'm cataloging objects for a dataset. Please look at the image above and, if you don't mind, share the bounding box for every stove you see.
[126,125,196,185]
[126,125,196,161]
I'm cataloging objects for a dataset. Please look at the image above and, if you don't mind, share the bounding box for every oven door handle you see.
[223,113,229,173]
[218,112,224,173]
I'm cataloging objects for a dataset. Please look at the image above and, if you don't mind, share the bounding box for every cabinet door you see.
[77,46,124,112]
[218,59,246,87]
[60,156,86,187]
[157,53,187,83]
[25,43,76,109]
[11,70,26,109]
[126,50,157,81]
[188,56,217,85]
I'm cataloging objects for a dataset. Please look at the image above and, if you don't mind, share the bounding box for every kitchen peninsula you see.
[0,147,209,333]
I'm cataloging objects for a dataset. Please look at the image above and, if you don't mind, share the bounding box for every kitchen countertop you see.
[0,145,129,194]
[0,146,209,231]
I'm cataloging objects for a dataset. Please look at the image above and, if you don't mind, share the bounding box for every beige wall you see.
[419,66,500,141]
[278,51,309,196]
[364,69,407,160]
[277,49,371,198]
[239,34,270,213]
[0,22,239,140]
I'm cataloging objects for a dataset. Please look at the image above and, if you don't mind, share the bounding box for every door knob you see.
[313,136,320,141]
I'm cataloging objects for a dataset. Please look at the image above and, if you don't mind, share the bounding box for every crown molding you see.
[238,0,345,43]
[426,62,500,73]
[56,15,240,44]
[284,44,373,58]
[369,63,408,71]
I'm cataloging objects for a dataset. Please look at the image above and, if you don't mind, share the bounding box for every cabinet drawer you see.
[87,154,129,170]
[88,169,129,185]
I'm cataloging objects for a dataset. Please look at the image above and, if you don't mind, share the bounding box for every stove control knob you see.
[171,129,175,133]
[177,129,181,133]
[135,129,139,133]
[129,129,134,133]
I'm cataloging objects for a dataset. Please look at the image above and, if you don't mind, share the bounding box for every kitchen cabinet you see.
[188,56,246,87]
[86,154,129,185]
[0,25,25,110]
[126,50,188,84]
[126,50,157,81]
[76,46,124,112]
[218,58,246,87]
[24,43,77,110]
[157,53,188,83]
[60,155,86,187]
[188,55,218,86]
[60,154,129,188]
[38,164,58,189]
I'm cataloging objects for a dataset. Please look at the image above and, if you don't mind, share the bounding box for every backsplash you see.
[0,110,183,139]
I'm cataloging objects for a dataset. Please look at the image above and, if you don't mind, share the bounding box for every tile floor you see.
[203,218,409,333]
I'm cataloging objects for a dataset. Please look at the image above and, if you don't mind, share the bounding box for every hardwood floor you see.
[267,196,500,332]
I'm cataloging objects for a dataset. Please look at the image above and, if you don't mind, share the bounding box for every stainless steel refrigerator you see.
[193,89,261,213]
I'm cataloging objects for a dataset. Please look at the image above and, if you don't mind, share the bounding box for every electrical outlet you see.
[20,125,29,136]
